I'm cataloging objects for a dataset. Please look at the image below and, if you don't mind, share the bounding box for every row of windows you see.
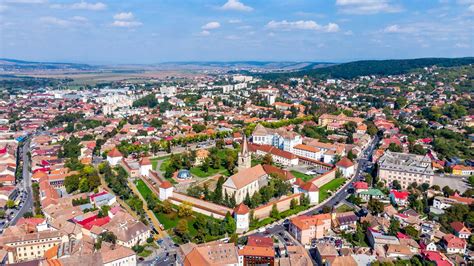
[18,243,54,251]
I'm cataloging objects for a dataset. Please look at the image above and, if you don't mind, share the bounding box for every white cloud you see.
[202,21,220,30]
[265,20,340,32]
[455,43,470,48]
[40,16,70,27]
[72,1,105,10]
[220,0,253,12]
[4,0,46,3]
[383,24,416,33]
[199,30,211,36]
[71,16,88,22]
[113,12,134,20]
[336,0,402,14]
[111,12,141,28]
[51,1,106,10]
[111,20,142,28]
[228,19,241,24]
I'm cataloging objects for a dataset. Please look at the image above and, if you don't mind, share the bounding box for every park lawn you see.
[290,171,314,182]
[135,179,153,200]
[336,204,354,213]
[138,249,152,257]
[190,166,229,178]
[150,158,158,170]
[319,178,346,201]
[159,157,171,171]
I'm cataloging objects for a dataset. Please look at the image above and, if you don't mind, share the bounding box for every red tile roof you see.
[300,182,319,192]
[390,190,409,200]
[450,222,470,234]
[247,236,273,248]
[353,181,368,190]
[443,234,466,249]
[234,203,250,215]
[107,148,122,158]
[159,181,173,189]
[336,157,354,168]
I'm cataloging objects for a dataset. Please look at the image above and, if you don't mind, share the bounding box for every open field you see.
[290,170,314,182]
[319,178,346,201]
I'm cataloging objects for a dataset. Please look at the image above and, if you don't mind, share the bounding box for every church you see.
[222,135,269,204]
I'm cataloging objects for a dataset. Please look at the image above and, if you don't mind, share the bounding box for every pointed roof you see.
[241,133,249,155]
[336,157,354,168]
[139,157,151,166]
[107,148,123,158]
[300,182,319,192]
[234,203,250,215]
[159,181,173,189]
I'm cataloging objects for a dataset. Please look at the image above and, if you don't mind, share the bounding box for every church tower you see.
[238,134,251,171]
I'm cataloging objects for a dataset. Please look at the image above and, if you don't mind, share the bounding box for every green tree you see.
[262,154,273,165]
[177,202,193,218]
[368,198,384,215]
[389,219,400,236]
[224,212,236,234]
[6,200,15,209]
[290,198,298,209]
[162,200,173,214]
[270,204,280,219]
[79,177,90,192]
[388,143,402,152]
[404,225,419,239]
[64,174,80,193]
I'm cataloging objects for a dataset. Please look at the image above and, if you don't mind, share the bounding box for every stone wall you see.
[310,168,336,188]
[253,193,302,220]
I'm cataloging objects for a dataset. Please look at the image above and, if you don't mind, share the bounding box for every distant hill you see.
[0,58,94,71]
[260,57,474,80]
[157,61,334,71]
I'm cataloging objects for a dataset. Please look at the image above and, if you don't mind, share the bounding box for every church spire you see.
[238,132,251,171]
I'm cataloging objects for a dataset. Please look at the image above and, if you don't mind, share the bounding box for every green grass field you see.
[290,170,314,182]
[135,179,153,200]
[336,204,354,213]
[319,178,346,201]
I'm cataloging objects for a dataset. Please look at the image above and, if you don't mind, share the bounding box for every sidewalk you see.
[129,180,168,239]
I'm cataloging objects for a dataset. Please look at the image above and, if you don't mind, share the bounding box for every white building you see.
[159,181,174,201]
[139,157,152,177]
[107,148,123,166]
[234,203,250,233]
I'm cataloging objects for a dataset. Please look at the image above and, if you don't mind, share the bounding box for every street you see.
[10,138,33,225]
[304,135,379,216]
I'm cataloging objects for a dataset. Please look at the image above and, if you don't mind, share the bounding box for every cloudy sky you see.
[0,0,473,64]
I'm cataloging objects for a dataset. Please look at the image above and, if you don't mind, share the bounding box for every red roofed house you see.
[352,181,369,193]
[289,213,332,245]
[442,234,467,254]
[421,251,454,266]
[106,148,123,166]
[139,157,152,177]
[450,222,471,239]
[158,181,174,201]
[336,157,355,178]
[390,190,410,206]
[234,203,250,233]
[296,182,319,205]
[247,236,273,248]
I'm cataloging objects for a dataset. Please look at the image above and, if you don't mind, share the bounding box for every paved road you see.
[11,138,34,225]
[303,136,379,216]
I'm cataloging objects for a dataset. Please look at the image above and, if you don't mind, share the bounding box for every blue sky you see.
[0,0,473,64]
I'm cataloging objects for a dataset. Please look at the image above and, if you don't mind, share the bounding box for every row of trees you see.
[64,165,101,194]
[243,174,292,208]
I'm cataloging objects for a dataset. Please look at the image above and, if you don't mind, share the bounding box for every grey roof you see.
[378,151,434,175]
